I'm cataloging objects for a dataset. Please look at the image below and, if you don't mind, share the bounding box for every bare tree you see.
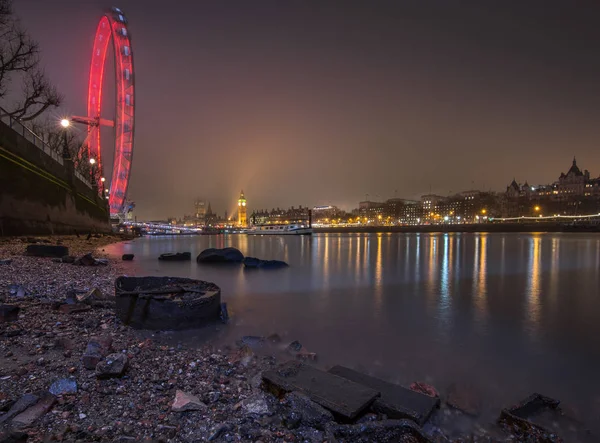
[0,0,62,120]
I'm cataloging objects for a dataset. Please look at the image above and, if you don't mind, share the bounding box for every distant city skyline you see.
[14,0,600,219]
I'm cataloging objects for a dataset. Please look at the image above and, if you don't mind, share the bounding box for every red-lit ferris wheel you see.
[72,7,135,217]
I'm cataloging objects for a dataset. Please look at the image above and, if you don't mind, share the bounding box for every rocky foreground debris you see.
[0,236,594,443]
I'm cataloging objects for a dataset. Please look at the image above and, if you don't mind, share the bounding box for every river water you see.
[105,232,600,434]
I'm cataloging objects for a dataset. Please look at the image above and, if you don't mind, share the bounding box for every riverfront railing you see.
[0,107,64,166]
[0,107,92,189]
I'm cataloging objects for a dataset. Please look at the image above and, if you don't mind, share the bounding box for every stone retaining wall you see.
[0,119,110,235]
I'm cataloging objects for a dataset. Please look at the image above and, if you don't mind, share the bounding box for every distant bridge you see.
[121,221,201,234]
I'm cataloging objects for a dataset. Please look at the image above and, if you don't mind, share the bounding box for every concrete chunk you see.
[262,360,379,420]
[328,365,439,425]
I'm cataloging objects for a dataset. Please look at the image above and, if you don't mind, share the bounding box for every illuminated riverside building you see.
[504,157,600,216]
[311,205,342,223]
[250,206,310,225]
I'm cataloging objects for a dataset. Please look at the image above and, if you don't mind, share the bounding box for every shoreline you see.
[315,222,600,234]
[0,236,591,442]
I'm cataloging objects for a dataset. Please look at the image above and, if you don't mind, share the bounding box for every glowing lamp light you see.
[89,158,96,165]
[60,119,70,128]
[101,177,106,182]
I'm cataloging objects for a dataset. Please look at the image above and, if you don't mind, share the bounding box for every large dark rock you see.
[243,256,289,269]
[197,247,244,264]
[122,254,134,261]
[158,252,191,261]
[96,353,128,378]
[25,244,69,258]
[115,276,221,330]
[0,305,20,323]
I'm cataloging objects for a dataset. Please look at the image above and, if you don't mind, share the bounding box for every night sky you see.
[14,0,600,219]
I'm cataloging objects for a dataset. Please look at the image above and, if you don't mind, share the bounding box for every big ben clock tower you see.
[238,190,247,226]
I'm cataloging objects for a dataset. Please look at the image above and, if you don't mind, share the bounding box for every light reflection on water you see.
[106,232,600,431]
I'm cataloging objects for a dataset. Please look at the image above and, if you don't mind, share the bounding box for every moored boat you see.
[246,224,312,235]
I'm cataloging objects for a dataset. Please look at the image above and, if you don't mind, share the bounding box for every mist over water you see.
[106,232,600,432]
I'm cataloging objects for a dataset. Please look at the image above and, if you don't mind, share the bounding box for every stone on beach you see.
[95,353,128,378]
[196,247,244,263]
[25,244,69,258]
[74,253,106,266]
[82,336,113,369]
[48,378,77,395]
[409,381,440,398]
[158,252,191,261]
[243,256,289,269]
[122,254,134,261]
[0,259,12,265]
[76,287,106,305]
[58,304,91,314]
[238,393,272,416]
[171,390,207,412]
[0,304,20,323]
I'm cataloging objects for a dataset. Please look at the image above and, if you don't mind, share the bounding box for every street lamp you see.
[534,205,541,212]
[60,118,70,158]
[89,158,97,186]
